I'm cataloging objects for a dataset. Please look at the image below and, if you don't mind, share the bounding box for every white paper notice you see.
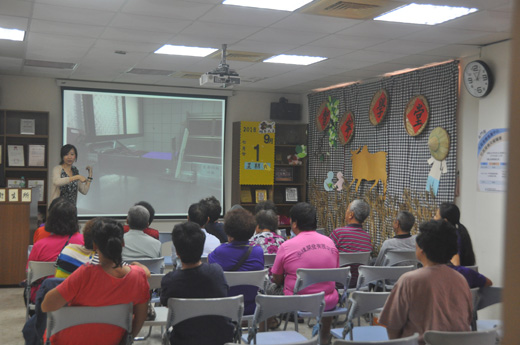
[477,128,508,192]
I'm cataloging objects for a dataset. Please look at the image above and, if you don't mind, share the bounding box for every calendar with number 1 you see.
[239,121,275,185]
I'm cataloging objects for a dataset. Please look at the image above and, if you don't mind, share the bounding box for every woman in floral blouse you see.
[249,210,285,254]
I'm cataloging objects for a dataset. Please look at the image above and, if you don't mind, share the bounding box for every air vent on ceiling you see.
[300,0,402,19]
[170,71,203,79]
[24,59,77,70]
[208,50,272,63]
[126,68,174,76]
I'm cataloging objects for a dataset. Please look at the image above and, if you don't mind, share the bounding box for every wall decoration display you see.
[285,187,298,202]
[239,121,275,185]
[428,127,450,161]
[477,128,508,192]
[324,171,334,191]
[0,189,5,202]
[255,189,267,203]
[349,146,388,195]
[316,100,331,132]
[240,188,253,203]
[274,167,294,182]
[295,145,307,158]
[21,189,32,202]
[338,111,355,145]
[334,172,345,191]
[28,144,46,167]
[28,179,45,203]
[7,179,24,188]
[369,89,388,126]
[7,145,25,167]
[404,95,429,136]
[20,119,36,135]
[8,189,19,202]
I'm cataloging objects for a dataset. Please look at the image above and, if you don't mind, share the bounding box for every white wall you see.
[457,40,510,319]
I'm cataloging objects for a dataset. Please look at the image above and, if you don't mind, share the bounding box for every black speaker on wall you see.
[270,98,301,121]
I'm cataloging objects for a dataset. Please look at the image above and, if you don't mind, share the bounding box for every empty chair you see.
[356,265,415,291]
[224,269,269,324]
[162,295,244,345]
[45,303,134,345]
[129,257,164,274]
[264,254,277,267]
[384,250,421,268]
[26,261,57,320]
[293,267,350,326]
[339,252,371,267]
[331,291,391,341]
[475,286,502,332]
[158,233,173,267]
[334,333,419,345]
[134,274,167,341]
[244,292,325,345]
[423,329,498,345]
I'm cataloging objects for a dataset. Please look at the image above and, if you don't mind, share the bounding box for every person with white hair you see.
[122,205,161,260]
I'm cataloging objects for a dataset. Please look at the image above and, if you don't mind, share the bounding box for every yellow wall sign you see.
[239,121,275,185]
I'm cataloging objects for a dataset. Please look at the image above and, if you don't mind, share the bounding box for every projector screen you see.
[62,88,226,218]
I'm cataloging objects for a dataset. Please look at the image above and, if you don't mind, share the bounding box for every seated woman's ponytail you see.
[91,218,124,268]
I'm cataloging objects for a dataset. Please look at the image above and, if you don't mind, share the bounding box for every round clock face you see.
[464,60,493,98]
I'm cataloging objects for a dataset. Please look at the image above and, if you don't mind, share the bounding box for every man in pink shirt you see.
[272,202,339,345]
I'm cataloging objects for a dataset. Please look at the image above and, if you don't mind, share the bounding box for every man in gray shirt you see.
[122,205,161,260]
[375,211,416,266]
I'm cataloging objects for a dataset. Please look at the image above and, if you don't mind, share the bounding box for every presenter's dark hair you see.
[59,144,78,164]
[188,202,209,227]
[439,202,475,266]
[290,202,317,231]
[416,220,458,264]
[135,201,155,224]
[45,199,79,236]
[172,221,205,264]
[200,196,221,223]
[91,218,125,268]
[224,208,256,241]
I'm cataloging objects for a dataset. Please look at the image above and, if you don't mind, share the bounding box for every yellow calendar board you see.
[239,121,275,185]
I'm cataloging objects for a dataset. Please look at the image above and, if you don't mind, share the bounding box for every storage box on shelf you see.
[232,122,307,234]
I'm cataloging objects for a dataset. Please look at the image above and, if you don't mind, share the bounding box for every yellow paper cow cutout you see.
[349,146,388,195]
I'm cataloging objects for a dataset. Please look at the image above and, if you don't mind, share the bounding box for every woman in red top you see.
[42,218,149,345]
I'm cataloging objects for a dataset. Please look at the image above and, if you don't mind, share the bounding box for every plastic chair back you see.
[384,250,421,268]
[464,265,479,272]
[224,268,268,290]
[166,295,244,326]
[45,303,134,345]
[348,291,391,320]
[423,329,498,345]
[477,286,502,310]
[264,254,277,267]
[158,232,171,244]
[294,267,351,293]
[334,333,419,344]
[26,261,57,320]
[227,336,319,345]
[130,257,164,274]
[356,265,414,290]
[252,292,325,324]
[339,252,371,267]
[148,274,165,290]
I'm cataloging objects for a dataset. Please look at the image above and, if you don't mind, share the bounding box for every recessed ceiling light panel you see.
[0,27,25,41]
[154,45,218,57]
[264,54,327,66]
[223,0,313,12]
[374,3,477,25]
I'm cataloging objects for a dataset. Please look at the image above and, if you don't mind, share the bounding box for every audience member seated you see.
[379,220,473,345]
[330,199,373,287]
[200,196,227,243]
[41,218,150,345]
[254,200,278,214]
[55,218,96,278]
[209,208,264,315]
[271,202,339,345]
[434,202,475,266]
[249,210,285,254]
[171,202,220,268]
[374,211,417,266]
[123,201,160,239]
[161,222,234,345]
[27,199,84,303]
[122,205,161,260]
[32,197,67,244]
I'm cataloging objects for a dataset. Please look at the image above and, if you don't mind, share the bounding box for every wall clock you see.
[463,60,493,98]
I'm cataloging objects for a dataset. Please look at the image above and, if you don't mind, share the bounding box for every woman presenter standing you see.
[50,144,92,205]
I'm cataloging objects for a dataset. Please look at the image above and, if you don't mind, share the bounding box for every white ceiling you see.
[0,0,513,94]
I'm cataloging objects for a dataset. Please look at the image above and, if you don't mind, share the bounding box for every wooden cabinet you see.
[232,122,307,231]
[0,109,49,224]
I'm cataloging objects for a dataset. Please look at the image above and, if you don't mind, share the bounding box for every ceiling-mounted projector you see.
[200,44,240,88]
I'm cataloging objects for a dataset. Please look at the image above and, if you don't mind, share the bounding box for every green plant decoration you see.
[296,145,307,158]
[326,96,340,148]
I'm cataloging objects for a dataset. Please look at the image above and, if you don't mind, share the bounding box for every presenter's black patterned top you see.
[59,165,79,205]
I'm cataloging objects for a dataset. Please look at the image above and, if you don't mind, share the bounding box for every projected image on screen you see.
[62,88,225,217]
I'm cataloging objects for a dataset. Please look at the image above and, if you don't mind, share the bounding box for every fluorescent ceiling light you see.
[374,3,477,25]
[264,54,327,66]
[0,27,25,41]
[155,45,218,57]
[223,0,313,12]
